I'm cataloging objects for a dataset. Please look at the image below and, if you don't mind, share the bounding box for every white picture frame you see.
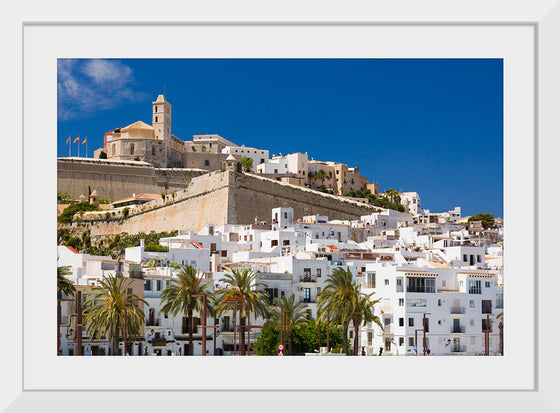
[5,0,559,411]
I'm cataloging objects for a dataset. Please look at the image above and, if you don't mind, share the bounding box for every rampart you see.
[57,158,207,201]
[74,170,377,238]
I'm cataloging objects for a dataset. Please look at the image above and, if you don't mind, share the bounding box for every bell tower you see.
[152,95,172,142]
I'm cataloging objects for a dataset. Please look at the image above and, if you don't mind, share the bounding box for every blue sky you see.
[57,58,503,218]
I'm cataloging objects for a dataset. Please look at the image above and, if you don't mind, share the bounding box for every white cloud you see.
[57,59,146,121]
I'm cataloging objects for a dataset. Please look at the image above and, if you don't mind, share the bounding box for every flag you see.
[66,136,70,143]
[73,136,80,143]
[82,137,87,144]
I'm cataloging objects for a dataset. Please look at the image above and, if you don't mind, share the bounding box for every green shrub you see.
[57,202,100,224]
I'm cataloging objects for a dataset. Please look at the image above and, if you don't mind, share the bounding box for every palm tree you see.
[57,263,75,299]
[268,295,310,355]
[353,291,383,355]
[383,188,401,204]
[497,312,503,355]
[317,267,361,355]
[315,169,328,187]
[215,268,269,355]
[160,264,215,356]
[83,274,147,355]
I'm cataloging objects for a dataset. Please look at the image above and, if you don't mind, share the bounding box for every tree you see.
[57,202,100,224]
[468,213,495,229]
[240,156,253,172]
[82,274,147,355]
[57,262,75,299]
[159,264,215,356]
[314,169,328,187]
[268,295,310,355]
[215,268,269,355]
[353,292,383,355]
[316,267,362,355]
[383,188,401,204]
[255,321,345,355]
[497,312,503,355]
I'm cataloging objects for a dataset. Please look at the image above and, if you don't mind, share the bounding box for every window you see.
[463,254,467,262]
[470,300,475,308]
[469,279,482,294]
[284,212,288,219]
[271,240,278,247]
[496,292,503,309]
[156,280,162,291]
[408,318,414,327]
[399,318,404,327]
[485,281,491,288]
[471,337,476,345]
[399,337,404,346]
[144,279,151,291]
[398,298,404,306]
[482,300,492,314]
[368,332,373,346]
[283,240,290,246]
[384,279,389,286]
[260,158,264,163]
[265,288,278,305]
[482,318,493,332]
[130,144,134,155]
[470,319,475,326]
[477,255,481,263]
[204,160,210,166]
[155,116,158,122]
[152,146,156,156]
[367,273,376,288]
[409,337,414,346]
[303,268,311,276]
[384,318,391,326]
[407,298,427,307]
[407,277,435,293]
[442,280,446,287]
[438,299,442,306]
[423,317,429,333]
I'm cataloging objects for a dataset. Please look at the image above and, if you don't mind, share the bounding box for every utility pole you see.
[414,329,423,356]
[483,313,494,356]
[423,312,431,356]
[76,290,83,356]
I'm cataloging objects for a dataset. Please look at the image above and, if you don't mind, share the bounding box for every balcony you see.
[300,297,316,304]
[451,326,465,334]
[146,318,160,327]
[300,275,316,283]
[451,345,467,353]
[450,307,465,314]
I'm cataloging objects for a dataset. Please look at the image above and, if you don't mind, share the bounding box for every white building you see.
[222,145,269,169]
[359,263,502,356]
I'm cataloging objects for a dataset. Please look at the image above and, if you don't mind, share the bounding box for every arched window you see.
[152,145,156,156]
[155,116,158,123]
[130,144,135,155]
[112,144,116,156]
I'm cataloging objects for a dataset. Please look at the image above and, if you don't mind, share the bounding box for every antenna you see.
[163,84,166,96]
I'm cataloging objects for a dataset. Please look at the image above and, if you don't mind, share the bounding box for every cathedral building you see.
[95,95,240,170]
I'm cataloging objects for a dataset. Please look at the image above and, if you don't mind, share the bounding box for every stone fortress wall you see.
[71,168,377,238]
[57,158,208,201]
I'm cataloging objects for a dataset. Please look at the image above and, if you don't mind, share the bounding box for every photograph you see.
[56,58,504,358]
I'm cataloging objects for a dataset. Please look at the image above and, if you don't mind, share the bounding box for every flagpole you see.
[78,139,80,158]
[69,136,72,157]
[68,135,71,157]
